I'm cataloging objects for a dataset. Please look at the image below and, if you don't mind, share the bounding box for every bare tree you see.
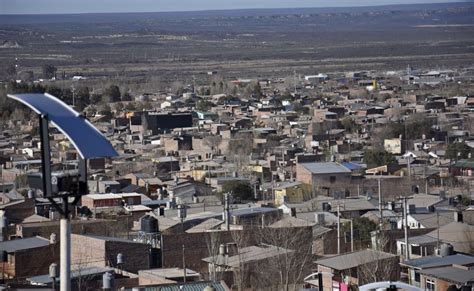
[71,241,101,291]
[257,226,314,291]
[203,135,222,155]
[205,231,225,282]
[226,132,253,176]
[230,230,249,291]
[355,248,400,286]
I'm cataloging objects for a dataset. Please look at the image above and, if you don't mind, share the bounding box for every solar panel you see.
[7,93,118,159]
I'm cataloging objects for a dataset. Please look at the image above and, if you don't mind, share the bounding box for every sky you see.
[0,0,464,14]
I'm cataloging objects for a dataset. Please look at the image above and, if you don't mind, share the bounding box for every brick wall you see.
[71,234,151,273]
[105,240,150,273]
[12,243,59,279]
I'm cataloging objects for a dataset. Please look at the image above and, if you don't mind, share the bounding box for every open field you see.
[1,2,473,85]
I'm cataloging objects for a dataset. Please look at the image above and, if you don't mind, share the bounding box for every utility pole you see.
[182,244,186,283]
[224,193,230,231]
[403,197,409,260]
[378,179,383,231]
[350,218,354,252]
[337,204,341,255]
[436,212,440,251]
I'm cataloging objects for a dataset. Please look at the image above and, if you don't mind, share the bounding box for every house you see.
[397,211,455,229]
[273,181,312,205]
[202,244,296,289]
[230,207,282,227]
[0,236,59,279]
[71,234,155,273]
[81,193,142,210]
[450,159,474,177]
[400,245,474,290]
[315,249,400,291]
[130,112,193,134]
[384,138,403,154]
[296,162,352,197]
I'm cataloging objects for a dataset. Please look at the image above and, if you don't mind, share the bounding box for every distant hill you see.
[0,2,472,25]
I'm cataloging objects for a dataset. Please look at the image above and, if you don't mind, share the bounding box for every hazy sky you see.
[0,0,464,14]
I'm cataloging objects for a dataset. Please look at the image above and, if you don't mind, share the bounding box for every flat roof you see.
[301,162,351,174]
[0,236,50,253]
[316,249,397,270]
[419,266,474,284]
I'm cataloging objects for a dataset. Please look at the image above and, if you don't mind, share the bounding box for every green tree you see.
[387,114,434,140]
[293,103,309,115]
[18,70,34,81]
[75,87,90,110]
[341,117,356,133]
[341,217,377,242]
[364,149,397,168]
[446,142,473,160]
[103,85,121,103]
[125,102,136,111]
[121,91,132,101]
[196,100,214,111]
[245,81,262,98]
[6,64,16,78]
[222,181,253,202]
[90,93,102,104]
[42,64,57,79]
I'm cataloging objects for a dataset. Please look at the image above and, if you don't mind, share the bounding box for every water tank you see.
[50,233,57,244]
[0,216,7,229]
[102,272,114,290]
[219,244,226,256]
[141,215,158,233]
[27,189,36,199]
[315,213,325,225]
[117,253,124,265]
[49,263,58,278]
[440,243,454,257]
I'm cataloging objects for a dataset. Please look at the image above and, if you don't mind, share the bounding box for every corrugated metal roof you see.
[125,281,227,291]
[316,249,398,270]
[419,266,474,284]
[0,236,50,253]
[28,266,114,285]
[401,253,474,269]
[396,234,438,245]
[203,245,293,268]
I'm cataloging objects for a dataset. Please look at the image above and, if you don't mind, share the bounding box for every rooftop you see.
[300,162,351,175]
[0,236,51,253]
[316,249,398,270]
[401,253,474,269]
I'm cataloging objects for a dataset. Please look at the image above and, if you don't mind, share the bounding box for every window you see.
[414,272,420,283]
[412,245,421,256]
[426,278,435,291]
[330,176,336,183]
